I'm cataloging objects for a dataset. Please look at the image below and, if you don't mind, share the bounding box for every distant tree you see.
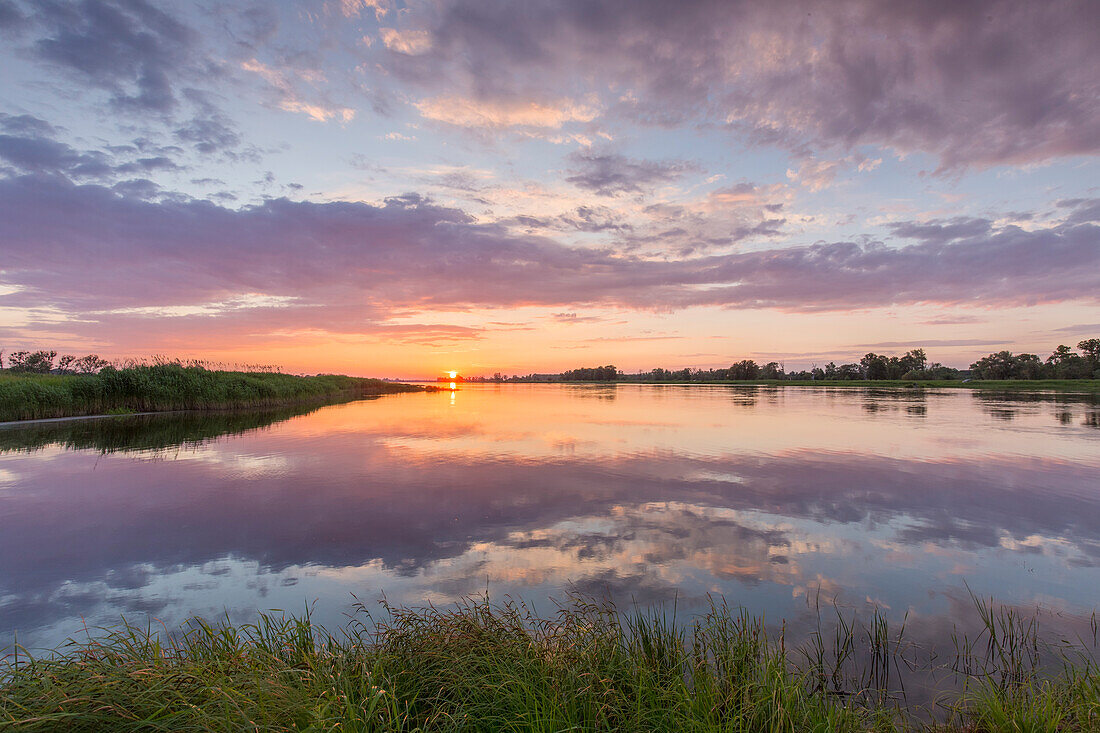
[73,354,111,374]
[1014,353,1043,379]
[970,351,1043,379]
[1045,344,1091,379]
[8,350,57,373]
[760,362,782,379]
[971,351,1012,379]
[835,363,862,380]
[57,354,76,374]
[860,353,889,380]
[899,349,927,373]
[561,365,618,381]
[1079,339,1100,363]
[1047,344,1076,366]
[728,359,759,380]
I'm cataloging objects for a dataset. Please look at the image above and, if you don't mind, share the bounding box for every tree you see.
[899,349,927,373]
[1013,353,1043,379]
[1045,344,1090,379]
[860,353,889,380]
[1047,344,1076,365]
[73,354,110,374]
[835,363,862,380]
[728,360,759,380]
[7,350,57,373]
[970,351,1042,379]
[561,365,618,381]
[760,362,782,379]
[1078,339,1100,362]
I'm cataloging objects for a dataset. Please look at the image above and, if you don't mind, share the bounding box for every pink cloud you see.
[1,176,1098,350]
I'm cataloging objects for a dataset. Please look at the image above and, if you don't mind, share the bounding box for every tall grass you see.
[1,595,1096,731]
[0,364,429,422]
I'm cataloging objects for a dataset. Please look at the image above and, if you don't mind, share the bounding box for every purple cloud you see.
[380,0,1099,168]
[27,0,201,112]
[565,150,698,196]
[0,116,183,183]
[0,174,1098,349]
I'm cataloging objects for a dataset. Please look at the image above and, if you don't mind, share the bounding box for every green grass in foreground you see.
[2,596,1097,731]
[0,364,429,422]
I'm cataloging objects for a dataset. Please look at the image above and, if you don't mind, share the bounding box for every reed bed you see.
[0,364,428,422]
[1,594,1097,731]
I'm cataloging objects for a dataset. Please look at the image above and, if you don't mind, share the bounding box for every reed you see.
[0,363,428,422]
[1,594,1097,731]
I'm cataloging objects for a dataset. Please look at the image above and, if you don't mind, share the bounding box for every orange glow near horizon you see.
[68,301,1100,380]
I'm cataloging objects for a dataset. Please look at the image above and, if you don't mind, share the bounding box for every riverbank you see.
[0,364,432,422]
[1,596,1096,731]
[546,379,1100,392]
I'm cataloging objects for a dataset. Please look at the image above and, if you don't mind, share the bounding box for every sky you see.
[0,0,1098,378]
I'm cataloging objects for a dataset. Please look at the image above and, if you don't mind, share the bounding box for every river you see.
[2,384,1098,671]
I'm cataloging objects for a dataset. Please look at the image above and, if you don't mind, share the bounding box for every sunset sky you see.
[1,0,1098,377]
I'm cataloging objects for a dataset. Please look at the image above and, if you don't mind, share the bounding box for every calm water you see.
[2,385,1098,655]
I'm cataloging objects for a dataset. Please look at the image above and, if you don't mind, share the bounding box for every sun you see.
[448,370,458,379]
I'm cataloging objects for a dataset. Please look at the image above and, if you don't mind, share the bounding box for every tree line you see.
[969,339,1100,379]
[0,350,289,375]
[486,338,1100,383]
[0,350,110,374]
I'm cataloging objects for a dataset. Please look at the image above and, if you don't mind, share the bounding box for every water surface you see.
[2,385,1098,655]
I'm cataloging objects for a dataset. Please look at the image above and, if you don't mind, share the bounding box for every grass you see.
[0,364,431,422]
[1,595,1097,731]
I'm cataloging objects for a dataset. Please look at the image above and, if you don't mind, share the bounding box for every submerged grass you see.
[2,595,1097,731]
[0,364,429,422]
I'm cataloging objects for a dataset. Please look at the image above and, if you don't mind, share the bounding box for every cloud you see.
[852,339,1011,349]
[888,218,993,243]
[380,27,432,55]
[565,151,697,196]
[380,0,1100,169]
[414,96,597,129]
[331,0,390,19]
[505,206,632,234]
[552,312,607,324]
[0,117,182,181]
[27,0,200,112]
[1052,324,1100,336]
[241,58,355,122]
[173,104,243,157]
[0,177,1097,349]
[786,157,843,192]
[0,0,28,36]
